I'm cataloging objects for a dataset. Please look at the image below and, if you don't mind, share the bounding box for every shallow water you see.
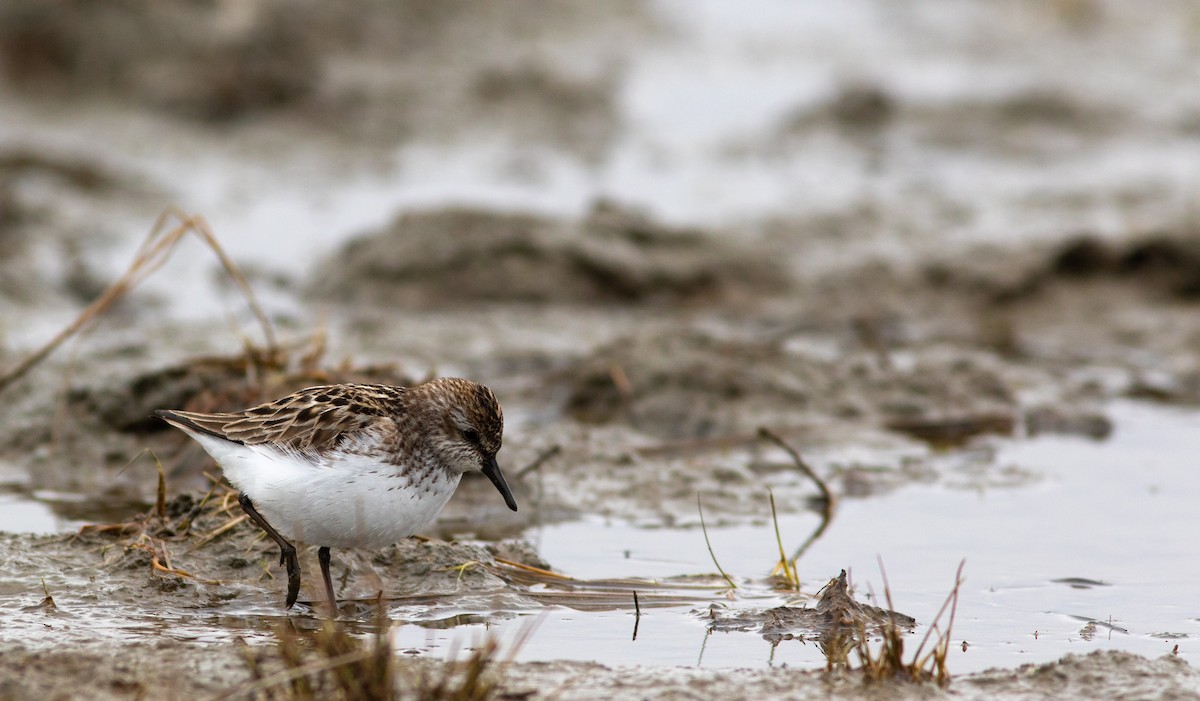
[388,400,1199,673]
[0,490,69,536]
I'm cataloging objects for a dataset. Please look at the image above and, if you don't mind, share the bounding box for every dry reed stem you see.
[757,427,837,563]
[757,427,834,508]
[0,206,277,395]
[175,479,225,534]
[608,364,634,401]
[128,536,218,584]
[190,513,248,549]
[154,452,167,521]
[76,522,142,537]
[492,557,573,580]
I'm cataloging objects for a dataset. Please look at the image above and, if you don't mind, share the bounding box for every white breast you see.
[187,430,461,549]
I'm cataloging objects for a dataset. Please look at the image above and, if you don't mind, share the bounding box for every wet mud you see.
[0,642,1194,701]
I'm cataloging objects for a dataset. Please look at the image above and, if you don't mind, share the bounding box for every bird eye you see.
[463,429,480,444]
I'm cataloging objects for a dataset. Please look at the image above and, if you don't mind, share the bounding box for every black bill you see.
[483,455,518,511]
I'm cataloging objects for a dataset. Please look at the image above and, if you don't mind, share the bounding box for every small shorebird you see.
[156,377,517,615]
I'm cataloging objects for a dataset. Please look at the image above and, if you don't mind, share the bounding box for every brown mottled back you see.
[156,378,505,466]
[158,383,408,455]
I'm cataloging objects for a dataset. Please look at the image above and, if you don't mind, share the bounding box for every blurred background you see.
[1,0,1197,335]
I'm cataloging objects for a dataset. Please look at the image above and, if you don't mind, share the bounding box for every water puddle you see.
[0,462,84,535]
[0,490,73,536]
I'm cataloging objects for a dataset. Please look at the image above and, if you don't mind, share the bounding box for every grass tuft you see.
[767,489,799,591]
[854,559,965,687]
[230,615,521,701]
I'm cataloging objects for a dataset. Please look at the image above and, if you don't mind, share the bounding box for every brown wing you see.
[155,384,405,454]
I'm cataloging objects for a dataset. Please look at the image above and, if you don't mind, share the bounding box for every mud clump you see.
[309,202,789,308]
[705,571,916,644]
[1004,233,1200,302]
[1024,405,1112,439]
[561,330,814,438]
[557,328,1016,440]
[777,82,897,137]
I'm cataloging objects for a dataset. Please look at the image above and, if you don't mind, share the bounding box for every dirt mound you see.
[555,328,1016,440]
[0,1,317,121]
[705,571,916,644]
[308,202,790,309]
[997,232,1200,303]
[960,650,1200,700]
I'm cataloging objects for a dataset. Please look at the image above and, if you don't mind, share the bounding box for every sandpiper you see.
[156,377,517,615]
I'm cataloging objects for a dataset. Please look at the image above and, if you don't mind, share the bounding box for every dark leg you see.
[238,493,302,609]
[317,546,339,617]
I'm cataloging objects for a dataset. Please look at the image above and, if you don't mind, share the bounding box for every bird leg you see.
[317,546,339,618]
[238,493,302,609]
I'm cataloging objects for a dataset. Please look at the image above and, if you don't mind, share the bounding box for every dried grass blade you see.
[0,207,277,395]
[698,494,737,590]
